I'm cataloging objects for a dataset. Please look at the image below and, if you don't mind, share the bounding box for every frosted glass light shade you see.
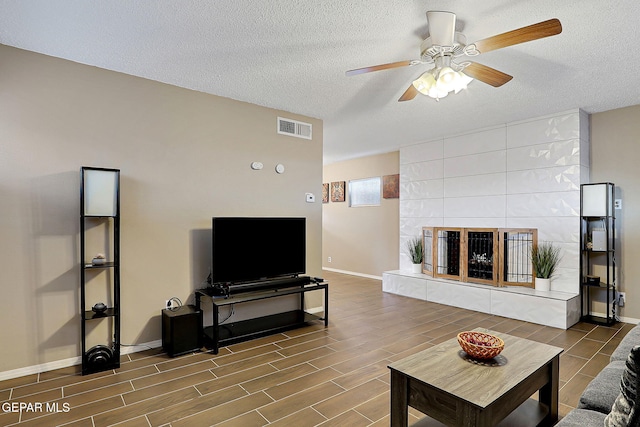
[413,67,474,99]
[581,182,613,217]
[83,168,119,216]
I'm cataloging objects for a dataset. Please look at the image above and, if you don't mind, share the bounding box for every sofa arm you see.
[577,360,626,413]
[555,408,607,426]
[611,324,640,362]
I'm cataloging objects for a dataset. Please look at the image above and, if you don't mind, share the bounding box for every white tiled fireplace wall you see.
[399,109,589,295]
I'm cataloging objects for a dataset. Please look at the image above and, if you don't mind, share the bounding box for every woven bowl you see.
[457,331,504,360]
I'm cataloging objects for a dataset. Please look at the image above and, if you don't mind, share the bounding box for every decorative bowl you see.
[92,302,108,314]
[92,258,106,265]
[457,331,504,360]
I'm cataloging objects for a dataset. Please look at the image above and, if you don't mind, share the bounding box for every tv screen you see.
[211,217,306,284]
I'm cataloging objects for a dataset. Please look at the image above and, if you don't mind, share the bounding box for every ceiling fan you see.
[346,11,562,101]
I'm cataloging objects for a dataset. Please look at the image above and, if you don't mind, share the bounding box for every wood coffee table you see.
[388,328,563,427]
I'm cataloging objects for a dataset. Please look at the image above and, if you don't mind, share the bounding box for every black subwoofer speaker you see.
[162,305,202,357]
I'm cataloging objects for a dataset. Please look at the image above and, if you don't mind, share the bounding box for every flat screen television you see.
[211,217,306,284]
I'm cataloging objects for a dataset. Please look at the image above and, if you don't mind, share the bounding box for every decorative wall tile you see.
[491,291,568,329]
[400,217,443,237]
[443,126,507,158]
[398,110,588,298]
[445,173,506,198]
[400,199,444,218]
[506,216,580,243]
[400,139,443,164]
[549,268,580,294]
[506,139,581,171]
[445,195,506,218]
[554,243,580,269]
[382,272,578,328]
[444,151,506,178]
[382,272,428,300]
[506,192,580,217]
[401,180,444,200]
[381,272,396,293]
[427,280,491,313]
[443,217,506,228]
[506,111,580,148]
[401,160,444,182]
[506,166,581,194]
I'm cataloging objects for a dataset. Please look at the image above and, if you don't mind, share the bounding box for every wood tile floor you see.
[0,271,634,426]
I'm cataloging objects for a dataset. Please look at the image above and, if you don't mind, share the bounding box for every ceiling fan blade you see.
[463,62,513,87]
[398,84,419,102]
[345,60,415,77]
[426,11,456,46]
[471,18,562,54]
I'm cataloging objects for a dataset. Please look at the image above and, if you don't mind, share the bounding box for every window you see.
[348,177,381,207]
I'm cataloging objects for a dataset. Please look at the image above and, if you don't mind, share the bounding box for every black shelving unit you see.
[580,182,617,325]
[80,167,121,375]
[195,280,328,354]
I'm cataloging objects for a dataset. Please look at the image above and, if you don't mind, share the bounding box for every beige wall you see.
[0,45,323,373]
[591,105,640,321]
[322,152,399,277]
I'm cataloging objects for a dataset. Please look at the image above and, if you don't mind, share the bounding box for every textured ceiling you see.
[1,1,639,164]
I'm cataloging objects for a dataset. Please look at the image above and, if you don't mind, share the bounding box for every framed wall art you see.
[383,174,399,199]
[322,183,329,203]
[331,181,346,202]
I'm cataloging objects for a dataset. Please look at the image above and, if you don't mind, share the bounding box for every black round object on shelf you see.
[86,345,114,369]
[92,302,107,314]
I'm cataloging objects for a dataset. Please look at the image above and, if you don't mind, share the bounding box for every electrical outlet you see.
[327,256,332,263]
[619,292,626,307]
[615,199,622,210]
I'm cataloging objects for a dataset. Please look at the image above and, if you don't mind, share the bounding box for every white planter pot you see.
[535,278,551,291]
[412,263,423,274]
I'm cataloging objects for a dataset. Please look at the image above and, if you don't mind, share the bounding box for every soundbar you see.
[205,276,311,297]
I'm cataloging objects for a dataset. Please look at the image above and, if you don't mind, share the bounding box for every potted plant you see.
[405,236,424,274]
[531,242,561,291]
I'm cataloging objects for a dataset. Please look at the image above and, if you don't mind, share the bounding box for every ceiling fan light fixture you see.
[413,66,473,100]
[346,12,562,103]
[435,66,459,91]
[412,71,436,93]
[413,70,447,99]
[453,71,474,94]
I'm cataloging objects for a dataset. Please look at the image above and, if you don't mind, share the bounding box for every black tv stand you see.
[195,278,328,354]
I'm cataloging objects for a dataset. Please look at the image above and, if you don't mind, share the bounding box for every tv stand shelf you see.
[195,281,328,354]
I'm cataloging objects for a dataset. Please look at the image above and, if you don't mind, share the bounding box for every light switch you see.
[306,193,315,203]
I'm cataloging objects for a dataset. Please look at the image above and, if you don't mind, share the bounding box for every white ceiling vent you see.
[277,117,312,140]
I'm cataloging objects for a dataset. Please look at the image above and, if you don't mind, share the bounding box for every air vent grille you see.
[277,117,312,140]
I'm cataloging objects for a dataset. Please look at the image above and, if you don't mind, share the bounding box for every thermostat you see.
[275,163,285,174]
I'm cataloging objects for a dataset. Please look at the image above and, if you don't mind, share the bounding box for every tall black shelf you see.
[580,182,617,326]
[80,167,121,375]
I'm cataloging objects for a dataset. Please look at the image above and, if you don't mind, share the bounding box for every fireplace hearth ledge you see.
[382,270,580,329]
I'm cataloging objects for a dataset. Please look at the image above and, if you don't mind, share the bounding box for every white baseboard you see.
[0,339,163,382]
[589,311,640,325]
[322,267,382,281]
